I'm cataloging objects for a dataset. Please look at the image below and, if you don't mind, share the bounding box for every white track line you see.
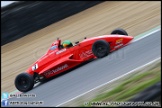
[132,28,160,43]
[56,57,161,107]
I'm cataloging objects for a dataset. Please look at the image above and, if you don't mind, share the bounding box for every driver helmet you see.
[62,40,73,48]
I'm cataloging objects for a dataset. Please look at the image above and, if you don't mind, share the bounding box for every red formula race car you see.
[15,28,134,92]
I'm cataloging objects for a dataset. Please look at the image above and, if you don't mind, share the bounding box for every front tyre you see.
[15,73,34,92]
[111,28,128,36]
[92,40,110,58]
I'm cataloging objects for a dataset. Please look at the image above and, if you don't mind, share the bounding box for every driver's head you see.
[62,40,73,48]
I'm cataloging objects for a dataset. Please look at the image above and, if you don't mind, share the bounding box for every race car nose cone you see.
[127,36,134,41]
[124,36,134,44]
[130,36,134,40]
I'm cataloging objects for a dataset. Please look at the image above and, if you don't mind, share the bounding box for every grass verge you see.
[82,61,161,107]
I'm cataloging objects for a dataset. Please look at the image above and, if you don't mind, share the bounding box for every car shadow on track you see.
[33,58,97,89]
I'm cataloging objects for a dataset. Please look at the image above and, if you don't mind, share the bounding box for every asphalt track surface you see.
[6,29,160,107]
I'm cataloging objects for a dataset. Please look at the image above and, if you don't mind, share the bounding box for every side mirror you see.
[56,37,61,48]
[84,37,87,39]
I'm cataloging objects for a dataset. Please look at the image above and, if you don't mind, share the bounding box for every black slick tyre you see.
[15,73,34,92]
[111,28,128,36]
[92,40,110,58]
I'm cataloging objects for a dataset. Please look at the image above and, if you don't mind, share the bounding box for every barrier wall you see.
[1,1,103,45]
[129,81,161,102]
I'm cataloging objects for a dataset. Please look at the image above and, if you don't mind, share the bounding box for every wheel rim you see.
[96,44,107,56]
[17,77,30,89]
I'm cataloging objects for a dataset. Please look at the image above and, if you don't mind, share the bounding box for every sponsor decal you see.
[32,64,38,71]
[114,43,123,49]
[44,64,68,76]
[79,50,93,58]
[56,49,66,55]
[56,48,66,54]
[116,38,123,44]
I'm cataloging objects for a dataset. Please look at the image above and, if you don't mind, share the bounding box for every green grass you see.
[82,62,161,107]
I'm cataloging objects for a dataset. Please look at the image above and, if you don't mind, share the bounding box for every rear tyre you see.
[15,73,34,92]
[92,40,110,58]
[111,28,128,36]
